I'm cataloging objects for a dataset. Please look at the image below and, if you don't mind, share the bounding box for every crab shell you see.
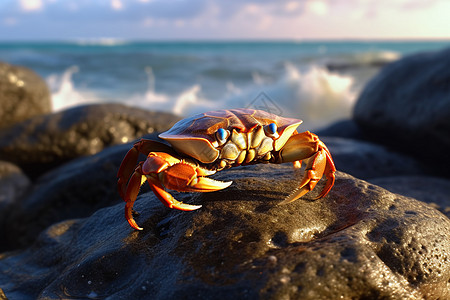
[159,108,302,165]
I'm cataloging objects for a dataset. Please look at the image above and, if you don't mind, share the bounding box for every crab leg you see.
[123,152,231,230]
[278,131,336,204]
[117,139,177,200]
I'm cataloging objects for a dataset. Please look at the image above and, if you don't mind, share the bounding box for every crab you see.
[118,108,336,230]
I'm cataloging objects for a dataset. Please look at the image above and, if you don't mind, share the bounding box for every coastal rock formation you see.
[2,47,450,299]
[0,161,31,249]
[0,169,449,299]
[0,133,430,252]
[0,142,136,251]
[370,176,450,219]
[0,62,51,130]
[0,103,180,178]
[0,161,31,208]
[322,137,428,180]
[353,47,450,173]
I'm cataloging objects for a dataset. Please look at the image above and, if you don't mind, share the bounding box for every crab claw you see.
[278,131,336,205]
[117,139,177,200]
[121,151,232,230]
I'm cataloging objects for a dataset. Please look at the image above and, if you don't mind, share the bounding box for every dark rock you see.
[353,47,450,174]
[0,104,180,178]
[315,119,367,140]
[326,59,391,72]
[0,161,31,245]
[0,62,51,130]
[0,136,160,251]
[1,168,449,299]
[0,160,31,207]
[370,176,450,219]
[322,137,429,180]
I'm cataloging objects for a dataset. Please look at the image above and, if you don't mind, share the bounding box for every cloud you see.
[0,0,448,40]
[304,0,328,16]
[111,0,123,11]
[19,0,43,11]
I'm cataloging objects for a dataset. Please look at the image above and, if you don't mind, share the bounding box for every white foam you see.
[48,63,359,130]
[222,63,358,130]
[125,67,216,116]
[47,66,99,112]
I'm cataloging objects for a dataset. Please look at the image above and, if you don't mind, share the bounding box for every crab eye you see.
[264,123,279,138]
[216,128,229,145]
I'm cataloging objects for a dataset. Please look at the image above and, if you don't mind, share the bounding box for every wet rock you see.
[0,137,160,251]
[322,137,429,180]
[315,119,366,141]
[0,103,180,178]
[353,47,450,174]
[0,161,31,248]
[1,168,449,299]
[0,160,31,207]
[370,176,450,219]
[0,62,51,130]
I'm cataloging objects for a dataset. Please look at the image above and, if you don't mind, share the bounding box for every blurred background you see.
[0,0,449,130]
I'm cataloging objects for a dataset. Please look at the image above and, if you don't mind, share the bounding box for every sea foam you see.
[47,66,98,112]
[47,63,358,130]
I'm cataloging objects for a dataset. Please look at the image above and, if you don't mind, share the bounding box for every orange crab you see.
[118,109,335,230]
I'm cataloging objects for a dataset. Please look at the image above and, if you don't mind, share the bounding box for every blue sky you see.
[1,0,449,40]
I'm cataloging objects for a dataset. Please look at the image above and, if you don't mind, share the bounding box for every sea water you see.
[0,40,448,130]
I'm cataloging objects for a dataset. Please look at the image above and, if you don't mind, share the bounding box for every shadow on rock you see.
[1,167,449,299]
[0,135,160,251]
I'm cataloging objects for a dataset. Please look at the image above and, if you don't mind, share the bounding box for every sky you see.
[0,0,449,41]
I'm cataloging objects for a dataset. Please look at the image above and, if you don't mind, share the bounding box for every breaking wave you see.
[48,63,358,130]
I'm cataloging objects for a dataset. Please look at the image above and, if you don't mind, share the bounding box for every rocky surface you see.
[0,103,180,178]
[353,47,450,173]
[0,161,31,207]
[322,137,429,180]
[0,133,430,253]
[2,48,450,299]
[0,169,449,299]
[0,161,32,243]
[370,176,450,219]
[315,119,366,140]
[0,62,51,130]
[0,141,141,251]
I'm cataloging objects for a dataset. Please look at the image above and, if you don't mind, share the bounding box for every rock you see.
[370,176,450,219]
[0,62,51,130]
[322,137,429,180]
[1,168,449,299]
[0,137,158,251]
[0,160,31,207]
[1,134,429,251]
[353,47,450,174]
[0,161,31,248]
[0,104,180,178]
[315,119,366,141]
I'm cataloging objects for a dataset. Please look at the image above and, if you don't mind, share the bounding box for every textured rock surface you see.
[0,161,31,248]
[322,137,428,180]
[370,176,450,219]
[0,103,180,178]
[0,161,31,207]
[0,141,141,251]
[315,119,366,141]
[353,47,450,172]
[0,62,51,130]
[1,168,449,299]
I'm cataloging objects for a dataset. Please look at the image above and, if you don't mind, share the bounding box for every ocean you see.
[1,40,449,130]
